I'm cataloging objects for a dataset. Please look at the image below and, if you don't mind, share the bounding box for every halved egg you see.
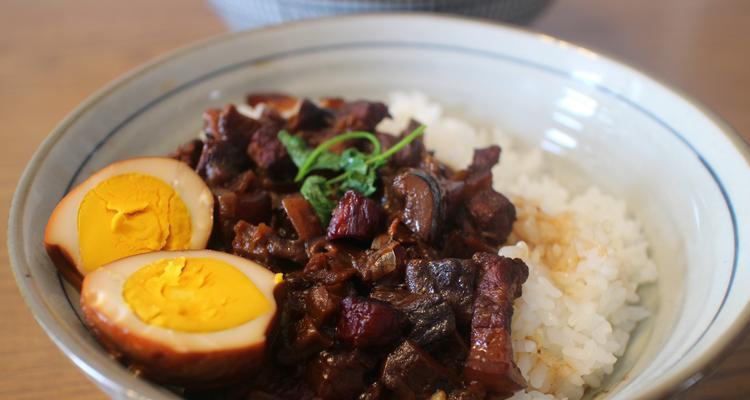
[45,157,213,288]
[80,250,280,387]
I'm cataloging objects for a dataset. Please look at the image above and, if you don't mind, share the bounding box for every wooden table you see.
[1,0,748,398]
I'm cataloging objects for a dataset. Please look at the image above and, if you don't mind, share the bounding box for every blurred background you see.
[1,0,749,399]
[208,0,552,29]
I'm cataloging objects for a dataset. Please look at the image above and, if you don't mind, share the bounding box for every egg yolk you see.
[77,173,192,273]
[123,257,271,333]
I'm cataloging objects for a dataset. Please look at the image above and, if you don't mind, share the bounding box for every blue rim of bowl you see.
[9,13,750,400]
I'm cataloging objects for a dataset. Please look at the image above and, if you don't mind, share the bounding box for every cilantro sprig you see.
[278,125,426,224]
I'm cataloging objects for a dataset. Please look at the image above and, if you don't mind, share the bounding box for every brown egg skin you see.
[44,243,83,290]
[43,156,215,288]
[80,284,280,388]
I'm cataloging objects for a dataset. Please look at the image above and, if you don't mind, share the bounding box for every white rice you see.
[378,92,658,400]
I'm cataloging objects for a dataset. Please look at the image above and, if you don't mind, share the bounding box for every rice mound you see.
[378,92,658,400]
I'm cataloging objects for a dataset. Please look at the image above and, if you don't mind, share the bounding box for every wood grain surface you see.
[1,0,748,399]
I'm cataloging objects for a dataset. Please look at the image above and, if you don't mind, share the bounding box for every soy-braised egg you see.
[80,249,280,386]
[44,157,213,287]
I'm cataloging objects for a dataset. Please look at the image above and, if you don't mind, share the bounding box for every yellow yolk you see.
[77,173,192,273]
[123,257,271,333]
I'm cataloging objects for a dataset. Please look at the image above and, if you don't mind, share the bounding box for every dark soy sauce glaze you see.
[172,94,530,400]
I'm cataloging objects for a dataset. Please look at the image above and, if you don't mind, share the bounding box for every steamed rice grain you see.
[379,92,658,400]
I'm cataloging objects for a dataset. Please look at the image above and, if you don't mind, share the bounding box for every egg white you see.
[45,157,214,279]
[81,250,277,353]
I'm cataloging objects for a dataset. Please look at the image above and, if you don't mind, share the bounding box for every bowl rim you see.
[8,12,750,399]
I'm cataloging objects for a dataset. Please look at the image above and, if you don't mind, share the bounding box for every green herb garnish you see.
[299,175,336,225]
[278,131,340,174]
[278,125,426,224]
[331,148,380,196]
[293,131,382,182]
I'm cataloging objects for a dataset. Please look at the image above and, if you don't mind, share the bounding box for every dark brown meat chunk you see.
[303,248,359,286]
[337,297,406,348]
[226,170,257,194]
[466,188,516,246]
[277,316,334,365]
[393,169,446,243]
[202,108,221,139]
[394,120,427,167]
[419,152,454,179]
[287,99,332,131]
[304,285,342,327]
[170,139,203,169]
[432,330,470,373]
[256,171,300,194]
[201,104,259,144]
[440,230,497,259]
[232,221,307,267]
[327,190,383,241]
[196,139,250,187]
[292,317,334,355]
[195,105,259,186]
[464,253,529,396]
[281,194,323,241]
[214,189,271,246]
[379,170,404,217]
[214,189,244,245]
[443,145,502,207]
[247,119,290,173]
[332,100,390,133]
[469,146,501,173]
[380,340,460,399]
[371,287,455,348]
[274,273,342,368]
[305,351,373,400]
[405,259,478,327]
[456,169,493,202]
[440,179,469,217]
[218,104,260,143]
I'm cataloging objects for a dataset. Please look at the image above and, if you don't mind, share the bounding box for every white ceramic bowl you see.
[8,14,750,400]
